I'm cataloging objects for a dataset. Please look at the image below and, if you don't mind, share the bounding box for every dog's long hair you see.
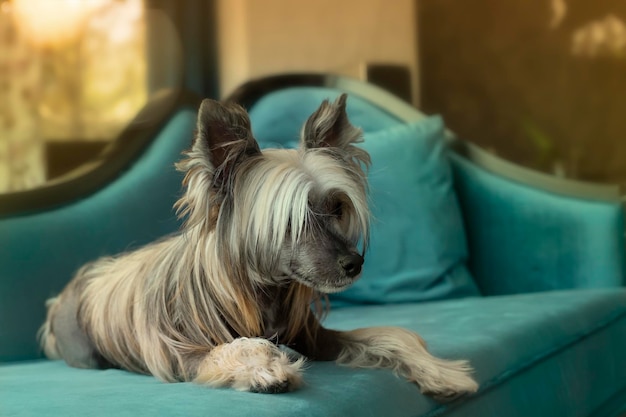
[42,95,368,379]
[41,95,478,399]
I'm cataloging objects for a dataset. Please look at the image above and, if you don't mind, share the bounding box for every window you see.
[0,0,147,192]
[420,0,626,186]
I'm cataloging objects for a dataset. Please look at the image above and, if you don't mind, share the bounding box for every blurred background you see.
[1,0,625,194]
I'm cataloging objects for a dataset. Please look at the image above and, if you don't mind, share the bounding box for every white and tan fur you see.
[40,95,478,400]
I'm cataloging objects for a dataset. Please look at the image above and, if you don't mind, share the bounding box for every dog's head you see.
[176,94,370,293]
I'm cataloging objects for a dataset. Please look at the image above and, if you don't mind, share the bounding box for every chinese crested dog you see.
[40,95,478,400]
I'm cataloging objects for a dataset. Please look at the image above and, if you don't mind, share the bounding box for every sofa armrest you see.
[450,145,626,296]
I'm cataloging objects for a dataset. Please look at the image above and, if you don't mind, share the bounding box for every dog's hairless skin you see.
[40,95,478,401]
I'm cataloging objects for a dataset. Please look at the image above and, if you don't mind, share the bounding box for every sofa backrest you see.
[0,107,197,362]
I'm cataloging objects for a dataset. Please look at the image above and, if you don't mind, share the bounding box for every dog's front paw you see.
[242,349,305,394]
[250,378,292,394]
[417,359,479,402]
[194,338,305,394]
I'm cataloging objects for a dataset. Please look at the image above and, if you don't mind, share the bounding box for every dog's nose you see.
[339,253,364,278]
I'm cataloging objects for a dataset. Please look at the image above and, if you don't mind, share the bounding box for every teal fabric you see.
[2,289,626,417]
[451,154,626,295]
[249,88,478,304]
[0,110,196,362]
[334,119,478,304]
[249,87,401,145]
[3,83,626,417]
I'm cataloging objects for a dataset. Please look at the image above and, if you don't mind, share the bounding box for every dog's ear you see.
[301,94,362,150]
[194,99,261,186]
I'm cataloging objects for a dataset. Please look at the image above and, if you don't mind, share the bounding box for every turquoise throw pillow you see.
[331,117,479,305]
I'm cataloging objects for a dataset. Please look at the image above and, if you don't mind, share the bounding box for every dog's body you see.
[40,95,478,400]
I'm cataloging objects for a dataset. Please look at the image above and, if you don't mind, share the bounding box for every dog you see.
[39,94,479,400]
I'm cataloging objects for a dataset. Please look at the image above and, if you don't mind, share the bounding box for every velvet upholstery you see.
[2,289,625,417]
[1,80,625,417]
[337,119,478,304]
[249,87,401,145]
[0,110,196,362]
[451,154,626,295]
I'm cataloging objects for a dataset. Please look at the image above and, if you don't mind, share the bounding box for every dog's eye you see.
[330,201,343,219]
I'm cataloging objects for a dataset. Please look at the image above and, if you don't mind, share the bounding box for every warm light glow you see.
[1,0,147,192]
[12,0,107,46]
[571,14,626,58]
[1,1,12,14]
[549,0,567,29]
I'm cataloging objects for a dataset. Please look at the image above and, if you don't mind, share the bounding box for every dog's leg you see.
[39,285,113,369]
[294,323,478,402]
[193,338,305,393]
[336,327,478,401]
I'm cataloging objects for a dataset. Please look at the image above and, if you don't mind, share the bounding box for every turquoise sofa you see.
[2,74,626,417]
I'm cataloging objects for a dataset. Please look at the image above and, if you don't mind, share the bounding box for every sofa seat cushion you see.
[3,289,626,417]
